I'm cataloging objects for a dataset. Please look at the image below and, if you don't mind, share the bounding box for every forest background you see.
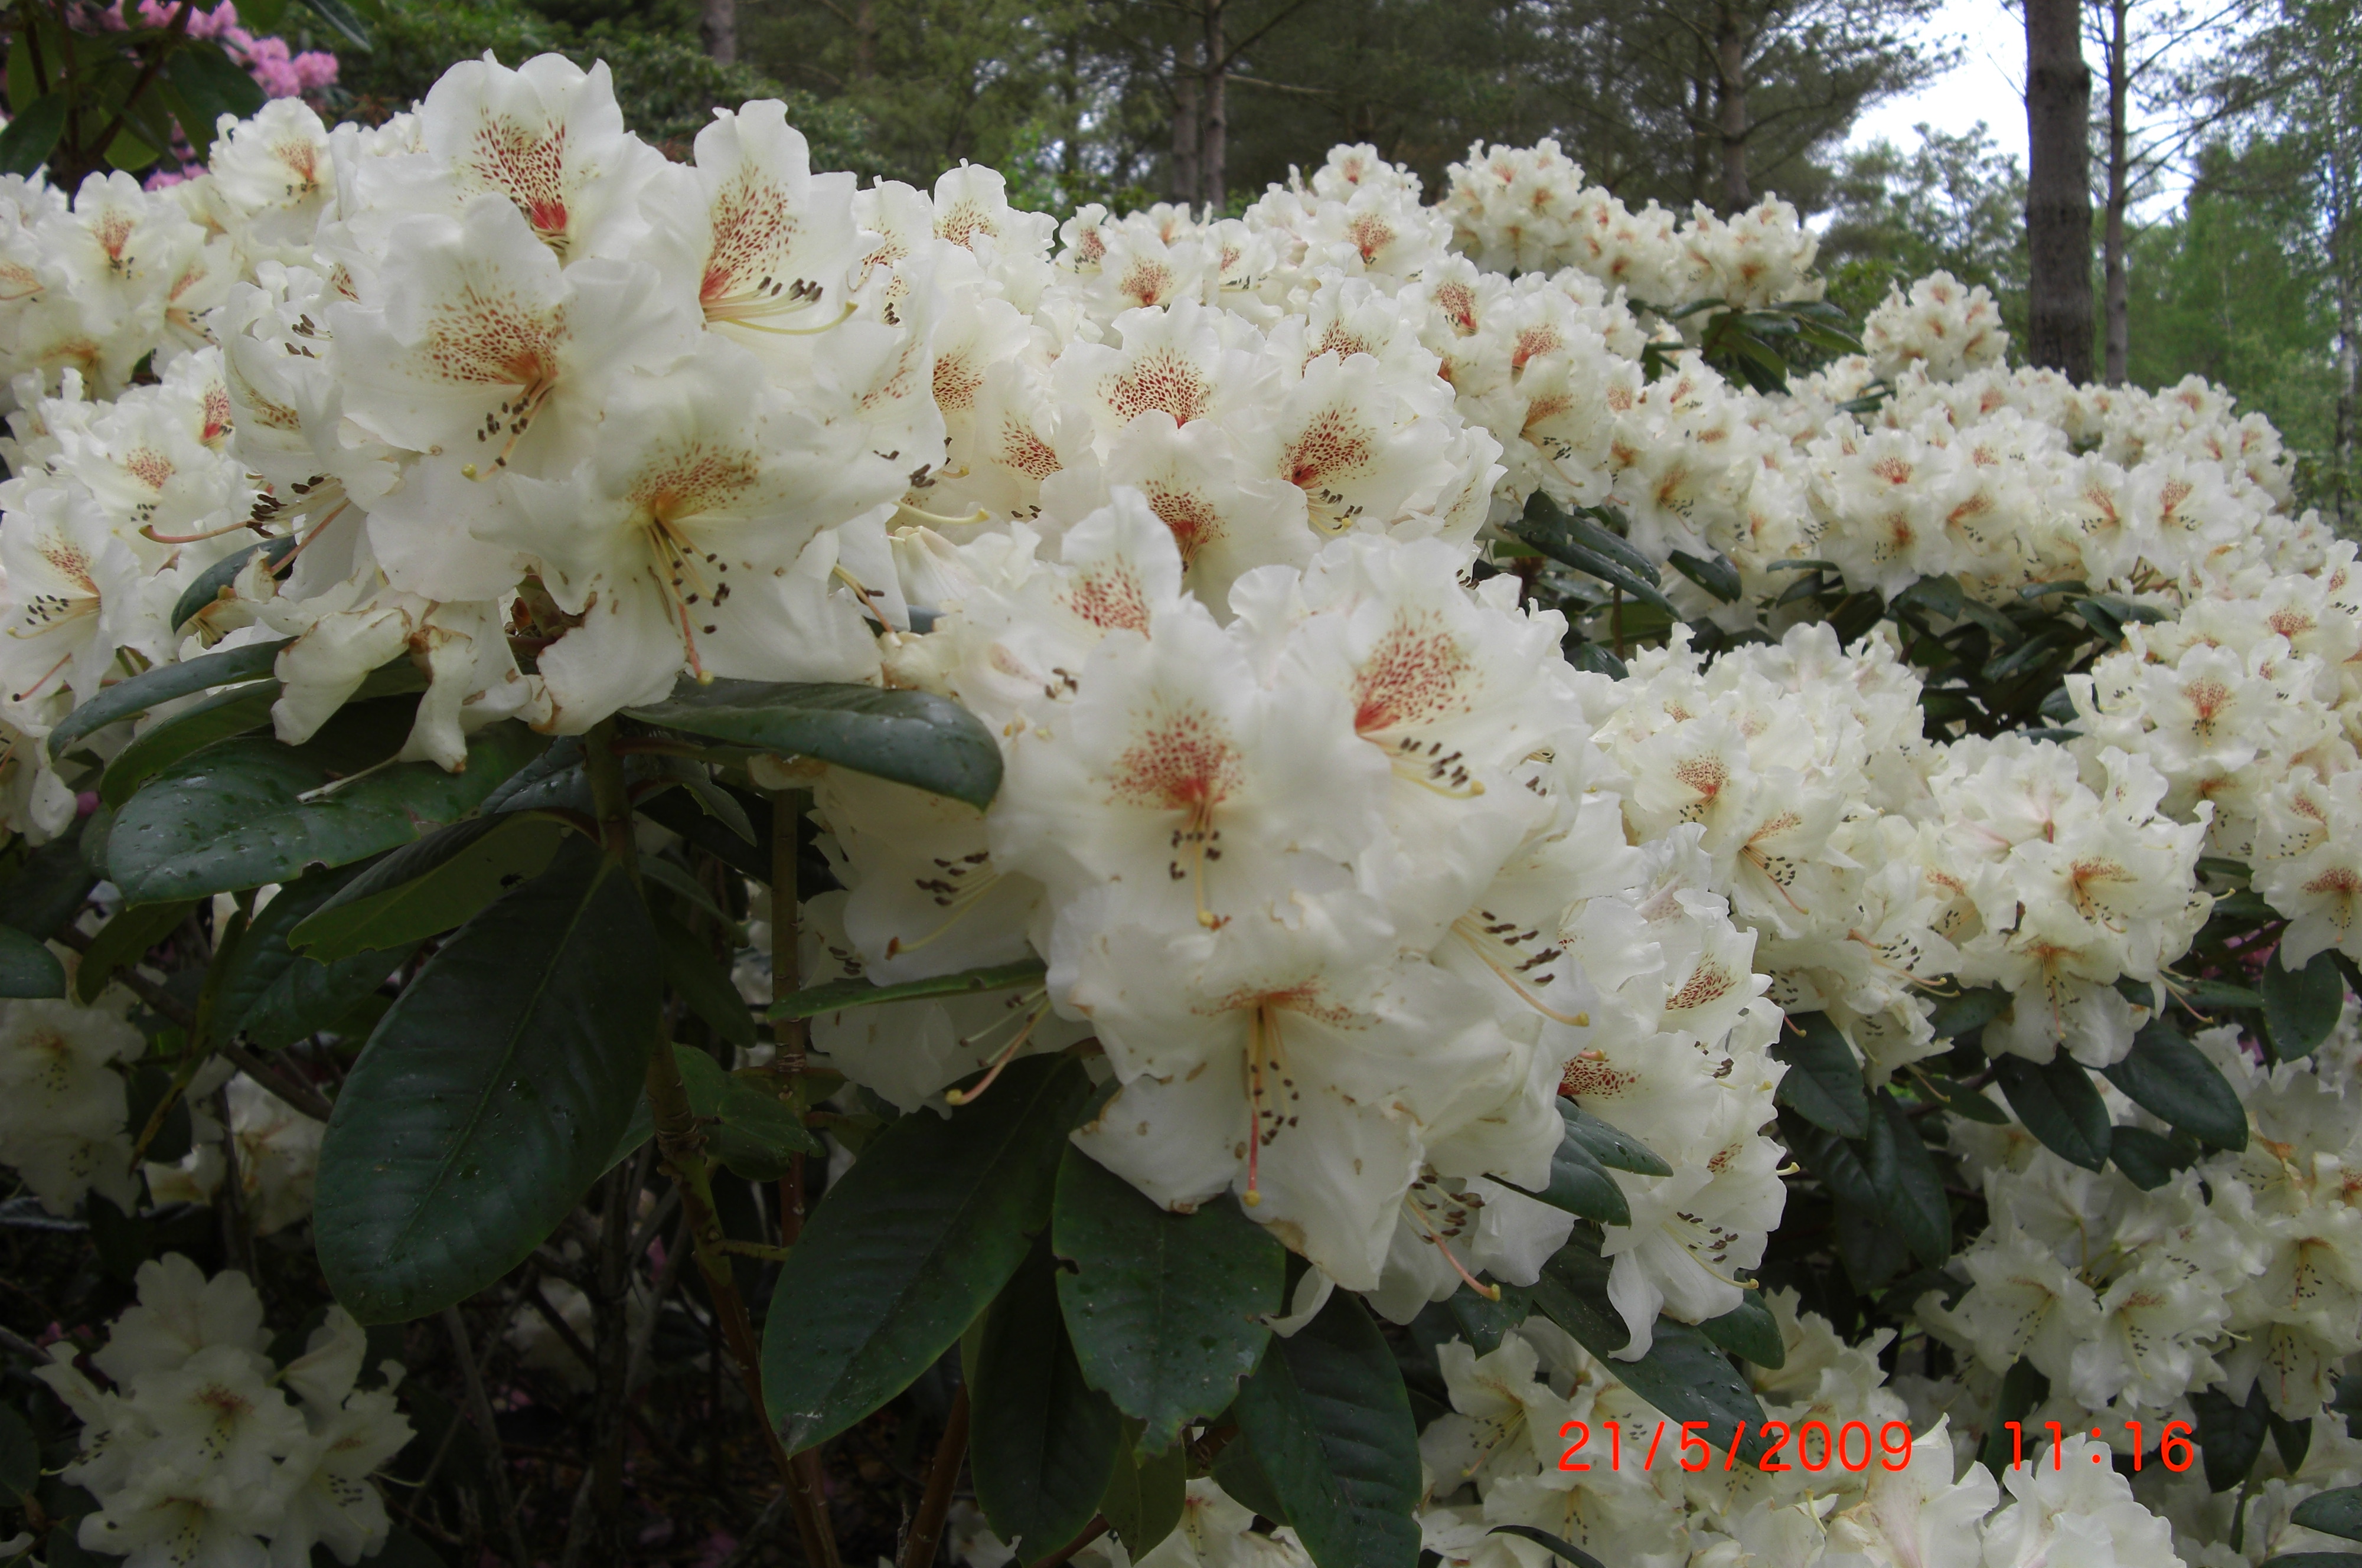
[299,0,2361,519]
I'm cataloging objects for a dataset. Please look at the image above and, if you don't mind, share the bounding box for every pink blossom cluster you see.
[132,0,338,97]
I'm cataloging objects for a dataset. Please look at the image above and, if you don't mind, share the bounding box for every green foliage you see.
[315,837,661,1322]
[971,1240,1124,1560]
[1821,123,2030,344]
[1050,1146,1285,1455]
[336,0,879,167]
[762,1055,1090,1453]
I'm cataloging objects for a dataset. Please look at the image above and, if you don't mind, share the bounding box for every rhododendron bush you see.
[3,50,2362,1568]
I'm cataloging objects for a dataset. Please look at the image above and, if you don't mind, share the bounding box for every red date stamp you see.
[1553,1418,2200,1474]
[1557,1419,1914,1472]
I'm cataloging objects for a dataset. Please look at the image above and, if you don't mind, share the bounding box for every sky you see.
[1847,0,2031,164]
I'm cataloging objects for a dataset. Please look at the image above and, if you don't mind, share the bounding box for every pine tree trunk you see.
[702,0,736,65]
[2025,0,2095,380]
[2102,0,2131,384]
[2335,191,2357,532]
[1717,4,1750,214]
[1202,0,1228,211]
[1172,54,1201,207]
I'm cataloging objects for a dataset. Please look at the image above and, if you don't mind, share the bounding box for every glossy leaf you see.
[763,1056,1089,1453]
[1051,1146,1284,1455]
[2108,1125,2199,1191]
[1527,1223,1629,1354]
[48,638,286,760]
[772,958,1049,1020]
[972,1240,1123,1560]
[624,678,1003,808]
[1667,549,1741,603]
[1770,1012,1868,1137]
[1868,1087,1951,1267]
[1554,1099,1671,1177]
[169,537,296,632]
[1609,1320,1773,1464]
[0,839,99,939]
[1992,1054,2112,1172]
[2192,1381,2271,1493]
[673,1044,820,1181]
[1232,1289,1422,1568]
[0,1402,35,1502]
[1098,1422,1186,1561]
[1916,1072,2007,1123]
[1927,985,2011,1040]
[108,721,548,904]
[1446,1281,1533,1355]
[2264,946,2346,1059]
[0,921,64,999]
[73,898,197,1004]
[315,839,660,1322]
[1976,1360,2050,1476]
[290,814,572,960]
[1699,1290,1786,1370]
[2101,1018,2249,1149]
[99,682,278,806]
[2292,1485,2362,1543]
[2254,1556,2362,1567]
[0,94,65,177]
[1508,1115,1630,1226]
[213,865,420,1053]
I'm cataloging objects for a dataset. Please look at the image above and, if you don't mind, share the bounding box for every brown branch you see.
[440,1305,537,1568]
[898,1383,970,1568]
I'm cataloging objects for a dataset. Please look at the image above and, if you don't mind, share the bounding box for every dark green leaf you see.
[624,679,1003,809]
[108,721,548,904]
[1916,1072,2007,1123]
[1508,1116,1629,1226]
[1609,1320,1772,1464]
[164,41,266,141]
[763,1056,1089,1453]
[973,1240,1123,1560]
[1927,985,2012,1040]
[2255,1556,2362,1567]
[674,1044,820,1181]
[215,864,419,1052]
[1992,1054,2112,1171]
[290,814,571,961]
[1976,1359,2049,1476]
[171,537,298,632]
[48,639,288,760]
[1770,1012,1868,1137]
[75,898,197,1004]
[1869,1088,1951,1267]
[656,912,758,1050]
[772,959,1049,1020]
[1510,504,1677,615]
[1051,1146,1284,1455]
[1893,573,1966,621]
[370,1529,448,1568]
[2192,1381,2272,1493]
[296,0,374,46]
[1444,1281,1532,1355]
[98,683,278,807]
[0,1402,35,1502]
[2264,946,2347,1059]
[1232,1289,1421,1568]
[2292,1485,2362,1543]
[0,838,98,939]
[1554,1099,1670,1177]
[1558,507,1660,583]
[1488,1525,1607,1568]
[2108,1125,2199,1190]
[2274,1411,2313,1475]
[2182,978,2268,1011]
[1209,1441,1288,1525]
[1528,1224,1627,1354]
[1667,549,1741,603]
[1699,1291,1785,1370]
[0,94,66,177]
[315,838,660,1322]
[637,782,770,881]
[1564,641,1627,680]
[2102,1018,2249,1149]
[0,921,64,998]
[1098,1422,1187,1561]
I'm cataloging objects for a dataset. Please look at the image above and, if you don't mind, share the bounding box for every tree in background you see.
[1819,122,2030,334]
[2126,136,2338,452]
[2025,0,2096,378]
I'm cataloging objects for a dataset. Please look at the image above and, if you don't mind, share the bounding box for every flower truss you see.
[0,55,2357,1568]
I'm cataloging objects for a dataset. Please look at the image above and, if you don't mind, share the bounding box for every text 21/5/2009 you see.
[1558,1418,2200,1474]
